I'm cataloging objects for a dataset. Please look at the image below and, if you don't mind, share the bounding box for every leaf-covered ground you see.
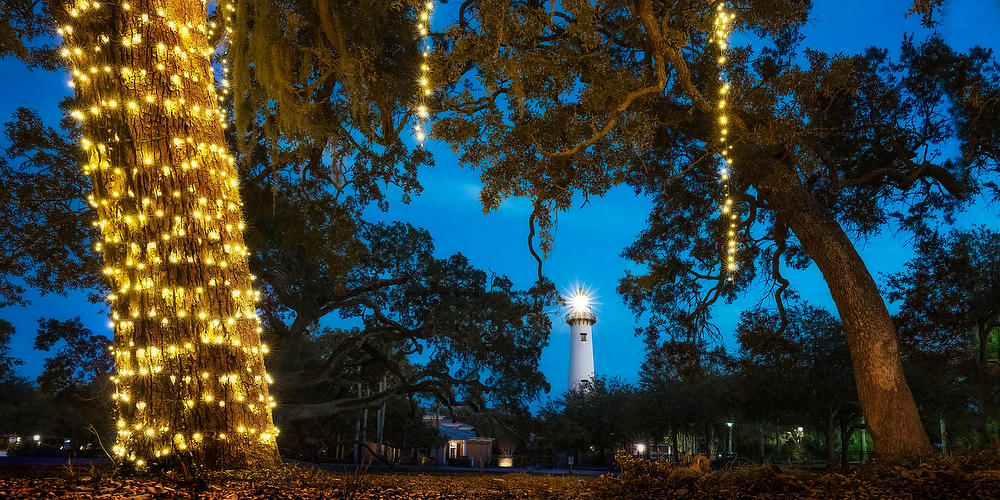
[1,453,1000,499]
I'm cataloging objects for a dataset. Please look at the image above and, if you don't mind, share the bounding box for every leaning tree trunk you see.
[753,161,933,461]
[56,0,279,468]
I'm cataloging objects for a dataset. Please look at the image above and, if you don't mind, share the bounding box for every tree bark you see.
[752,160,933,461]
[757,421,765,462]
[840,421,851,469]
[671,421,679,462]
[58,0,278,468]
[977,320,988,371]
[824,409,837,469]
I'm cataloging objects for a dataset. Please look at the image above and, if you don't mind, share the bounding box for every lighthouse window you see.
[580,332,587,342]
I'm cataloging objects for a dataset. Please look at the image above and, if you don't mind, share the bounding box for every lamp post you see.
[726,423,734,456]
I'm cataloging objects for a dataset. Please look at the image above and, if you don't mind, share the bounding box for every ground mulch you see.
[1,453,999,499]
[2,470,595,499]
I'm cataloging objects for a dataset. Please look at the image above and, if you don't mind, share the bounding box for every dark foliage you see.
[33,316,111,394]
[0,107,98,306]
[0,0,59,69]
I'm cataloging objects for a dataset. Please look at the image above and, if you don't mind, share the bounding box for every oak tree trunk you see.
[752,161,933,461]
[58,0,279,469]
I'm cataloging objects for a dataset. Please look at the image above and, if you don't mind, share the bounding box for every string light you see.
[212,2,235,109]
[57,0,278,467]
[712,3,739,277]
[414,1,434,145]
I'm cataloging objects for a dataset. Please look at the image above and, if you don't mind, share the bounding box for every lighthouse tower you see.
[566,290,597,392]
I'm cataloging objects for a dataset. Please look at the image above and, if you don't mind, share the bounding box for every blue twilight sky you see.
[1,1,999,401]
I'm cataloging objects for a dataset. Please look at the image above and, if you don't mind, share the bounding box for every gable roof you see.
[423,415,492,441]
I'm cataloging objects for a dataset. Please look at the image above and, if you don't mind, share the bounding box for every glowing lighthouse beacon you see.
[566,289,597,392]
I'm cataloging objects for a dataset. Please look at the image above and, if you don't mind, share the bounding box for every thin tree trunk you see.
[353,383,361,464]
[757,421,765,462]
[840,421,851,469]
[977,320,989,372]
[825,410,838,469]
[59,0,278,469]
[939,417,947,456]
[362,385,369,457]
[974,321,997,440]
[671,421,679,462]
[376,375,386,457]
[707,421,714,457]
[752,161,933,460]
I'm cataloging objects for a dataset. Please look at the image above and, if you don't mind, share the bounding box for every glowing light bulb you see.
[570,292,590,312]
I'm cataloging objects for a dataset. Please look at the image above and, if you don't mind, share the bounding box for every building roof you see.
[565,308,597,325]
[422,415,493,441]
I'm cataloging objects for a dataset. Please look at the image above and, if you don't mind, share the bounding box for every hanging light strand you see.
[210,1,236,110]
[712,3,738,276]
[414,1,434,145]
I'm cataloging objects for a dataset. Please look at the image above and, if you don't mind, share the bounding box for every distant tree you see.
[887,228,1000,444]
[0,320,46,437]
[639,339,732,460]
[33,317,111,394]
[528,377,644,466]
[534,398,590,459]
[31,317,112,445]
[0,377,45,438]
[888,228,1000,371]
[376,398,445,460]
[735,304,860,467]
[0,319,21,379]
[269,233,555,424]
[437,0,1000,459]
[0,108,98,307]
[0,0,59,68]
[561,377,640,464]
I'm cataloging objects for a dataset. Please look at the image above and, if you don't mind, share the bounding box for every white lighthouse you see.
[566,289,597,392]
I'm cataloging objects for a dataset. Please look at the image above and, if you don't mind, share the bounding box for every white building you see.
[422,415,494,467]
[566,290,597,391]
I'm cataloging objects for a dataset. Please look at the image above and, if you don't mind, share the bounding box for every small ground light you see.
[32,435,40,441]
[726,422,733,428]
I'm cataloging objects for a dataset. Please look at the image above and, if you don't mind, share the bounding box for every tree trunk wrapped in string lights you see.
[56,0,278,468]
